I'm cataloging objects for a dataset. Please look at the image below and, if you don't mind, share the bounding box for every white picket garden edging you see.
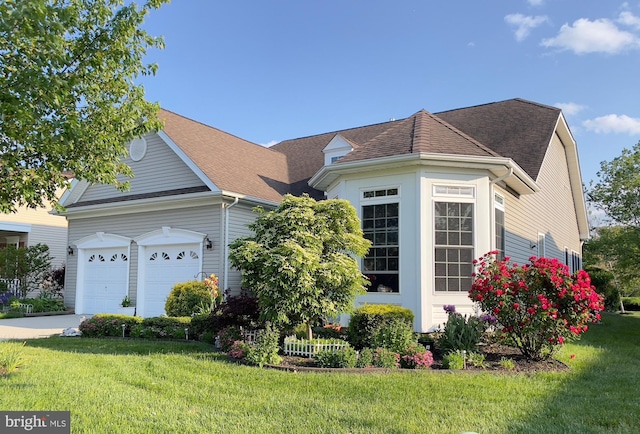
[283,336,349,357]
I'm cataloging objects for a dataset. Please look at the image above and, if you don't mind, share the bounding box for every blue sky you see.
[140,0,640,186]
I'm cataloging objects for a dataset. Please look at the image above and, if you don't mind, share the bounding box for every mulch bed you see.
[268,344,569,374]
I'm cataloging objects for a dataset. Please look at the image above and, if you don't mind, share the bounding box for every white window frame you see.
[433,184,476,293]
[537,233,546,258]
[571,250,581,274]
[361,187,400,293]
[494,193,505,260]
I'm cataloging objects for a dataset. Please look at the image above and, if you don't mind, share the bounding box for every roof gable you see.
[160,110,290,203]
[339,110,499,164]
[436,99,561,180]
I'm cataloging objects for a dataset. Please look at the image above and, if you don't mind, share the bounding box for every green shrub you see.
[19,295,65,313]
[130,317,191,340]
[370,318,418,353]
[245,325,282,367]
[189,313,211,340]
[315,347,357,368]
[371,348,400,369]
[348,304,414,349]
[79,314,143,338]
[467,351,486,369]
[355,348,375,368]
[622,297,640,311]
[437,308,485,354]
[585,266,620,311]
[442,350,465,370]
[499,357,516,370]
[217,326,242,352]
[164,281,212,317]
[313,324,349,340]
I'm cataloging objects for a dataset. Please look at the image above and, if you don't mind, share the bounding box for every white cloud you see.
[542,18,640,54]
[618,11,640,30]
[260,140,279,147]
[582,114,640,134]
[505,14,549,41]
[527,0,544,5]
[554,102,587,116]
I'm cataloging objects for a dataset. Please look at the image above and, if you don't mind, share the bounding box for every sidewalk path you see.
[0,314,89,341]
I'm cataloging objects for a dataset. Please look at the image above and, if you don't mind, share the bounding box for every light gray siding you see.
[28,225,68,267]
[225,204,261,293]
[65,205,222,308]
[79,133,206,202]
[503,134,581,266]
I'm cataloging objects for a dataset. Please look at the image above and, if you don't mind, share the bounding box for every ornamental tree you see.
[228,194,371,339]
[0,0,168,212]
[469,252,604,360]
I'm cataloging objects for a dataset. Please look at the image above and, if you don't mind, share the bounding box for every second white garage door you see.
[142,244,202,317]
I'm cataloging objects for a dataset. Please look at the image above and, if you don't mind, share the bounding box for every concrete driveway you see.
[0,314,89,341]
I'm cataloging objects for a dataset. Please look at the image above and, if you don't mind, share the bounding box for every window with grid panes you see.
[362,202,399,292]
[434,201,474,292]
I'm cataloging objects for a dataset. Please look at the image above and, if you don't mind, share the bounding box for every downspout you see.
[490,167,513,186]
[223,196,240,291]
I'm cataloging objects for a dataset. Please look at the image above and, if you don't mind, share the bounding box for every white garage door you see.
[143,244,201,317]
[83,247,129,314]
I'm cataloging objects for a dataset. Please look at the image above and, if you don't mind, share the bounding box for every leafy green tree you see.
[0,244,52,298]
[0,0,168,212]
[589,141,640,226]
[588,141,640,302]
[583,226,640,300]
[229,194,371,339]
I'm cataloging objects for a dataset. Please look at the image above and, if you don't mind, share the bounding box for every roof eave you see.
[555,113,590,240]
[309,153,539,194]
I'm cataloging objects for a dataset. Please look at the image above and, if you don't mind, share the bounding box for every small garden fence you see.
[0,278,21,297]
[283,336,349,357]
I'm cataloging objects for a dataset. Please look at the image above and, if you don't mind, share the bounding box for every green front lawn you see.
[1,312,638,433]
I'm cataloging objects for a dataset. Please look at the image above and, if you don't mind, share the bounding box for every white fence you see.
[283,336,349,357]
[0,278,21,296]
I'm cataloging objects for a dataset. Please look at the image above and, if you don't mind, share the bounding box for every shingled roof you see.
[436,99,561,180]
[273,98,561,191]
[160,109,290,203]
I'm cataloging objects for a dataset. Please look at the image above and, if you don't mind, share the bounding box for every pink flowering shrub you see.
[469,251,604,360]
[229,340,250,360]
[401,344,434,369]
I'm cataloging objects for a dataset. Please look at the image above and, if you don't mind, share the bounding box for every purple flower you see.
[480,313,498,324]
[443,305,456,314]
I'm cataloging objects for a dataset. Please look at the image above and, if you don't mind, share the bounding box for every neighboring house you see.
[0,196,68,259]
[59,99,588,331]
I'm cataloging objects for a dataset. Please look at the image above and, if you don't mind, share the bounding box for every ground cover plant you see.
[0,312,637,432]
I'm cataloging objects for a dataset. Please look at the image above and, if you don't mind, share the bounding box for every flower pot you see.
[117,306,135,316]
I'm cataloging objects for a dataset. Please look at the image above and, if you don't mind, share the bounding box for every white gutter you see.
[223,196,240,290]
[490,167,513,185]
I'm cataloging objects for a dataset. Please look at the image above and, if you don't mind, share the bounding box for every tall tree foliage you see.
[587,140,640,299]
[0,0,168,212]
[228,195,371,339]
[583,226,640,298]
[589,141,640,226]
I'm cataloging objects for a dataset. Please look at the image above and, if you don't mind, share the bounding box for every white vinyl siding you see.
[79,133,207,203]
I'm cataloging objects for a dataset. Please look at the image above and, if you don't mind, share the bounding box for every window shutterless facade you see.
[434,185,475,292]
[361,188,399,293]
